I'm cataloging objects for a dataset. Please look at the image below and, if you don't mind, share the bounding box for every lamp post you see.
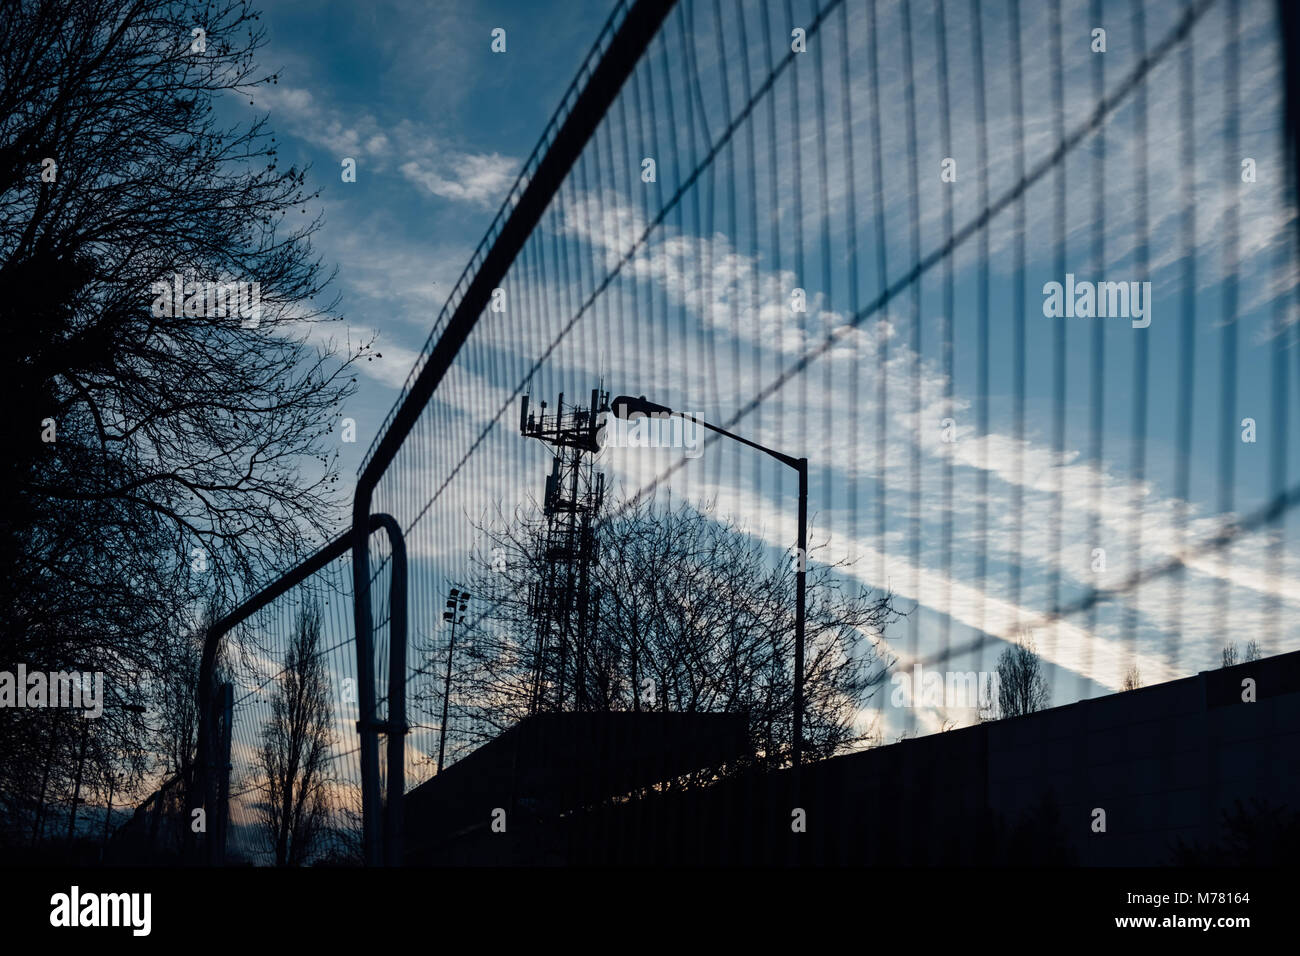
[609,395,809,772]
[437,587,470,774]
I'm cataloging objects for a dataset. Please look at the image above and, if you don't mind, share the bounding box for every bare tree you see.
[0,0,361,842]
[982,634,1051,720]
[455,496,900,768]
[1122,664,1142,692]
[1222,640,1264,668]
[255,605,333,866]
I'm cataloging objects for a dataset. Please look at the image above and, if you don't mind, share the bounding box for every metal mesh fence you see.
[168,0,1300,864]
[367,0,1299,764]
[220,555,365,865]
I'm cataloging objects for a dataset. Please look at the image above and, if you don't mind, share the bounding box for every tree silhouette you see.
[255,605,333,866]
[0,0,359,844]
[1122,664,1142,692]
[452,496,900,769]
[982,634,1051,720]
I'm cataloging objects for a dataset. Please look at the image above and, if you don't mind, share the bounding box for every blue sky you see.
[217,0,1300,798]
[242,0,619,461]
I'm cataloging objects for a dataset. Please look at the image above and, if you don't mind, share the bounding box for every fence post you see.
[351,519,382,866]
[187,630,220,864]
[214,682,233,865]
[187,518,400,866]
[368,514,408,866]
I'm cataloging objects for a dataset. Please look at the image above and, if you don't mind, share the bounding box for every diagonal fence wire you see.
[166,0,1300,863]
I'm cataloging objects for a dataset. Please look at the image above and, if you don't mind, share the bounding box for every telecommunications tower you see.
[519,387,609,713]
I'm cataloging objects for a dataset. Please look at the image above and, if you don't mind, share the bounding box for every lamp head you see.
[611,394,672,419]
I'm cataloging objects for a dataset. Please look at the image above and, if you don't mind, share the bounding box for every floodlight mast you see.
[437,587,469,774]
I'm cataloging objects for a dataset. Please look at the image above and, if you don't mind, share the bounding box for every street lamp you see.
[437,587,470,774]
[610,395,809,771]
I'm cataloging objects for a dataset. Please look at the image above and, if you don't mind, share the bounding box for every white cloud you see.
[251,85,518,209]
[399,152,517,207]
